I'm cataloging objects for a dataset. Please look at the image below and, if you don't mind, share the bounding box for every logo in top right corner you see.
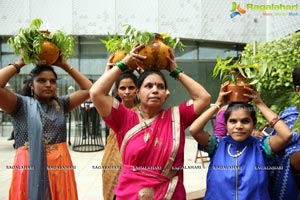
[230,2,299,17]
[230,2,246,18]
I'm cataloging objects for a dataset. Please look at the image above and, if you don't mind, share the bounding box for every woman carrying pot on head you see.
[0,55,92,200]
[213,103,265,139]
[268,64,300,200]
[101,66,139,200]
[90,44,211,199]
[189,83,292,200]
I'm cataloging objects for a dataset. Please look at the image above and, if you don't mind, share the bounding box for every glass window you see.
[0,35,244,99]
[175,41,198,60]
[199,47,240,60]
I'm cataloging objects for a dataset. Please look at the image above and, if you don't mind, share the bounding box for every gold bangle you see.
[67,67,74,73]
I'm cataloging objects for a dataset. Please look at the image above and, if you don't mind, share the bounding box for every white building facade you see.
[0,0,299,101]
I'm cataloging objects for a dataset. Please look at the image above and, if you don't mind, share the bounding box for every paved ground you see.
[0,125,208,200]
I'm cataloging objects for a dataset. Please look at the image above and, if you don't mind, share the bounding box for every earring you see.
[31,88,34,96]
[296,86,300,96]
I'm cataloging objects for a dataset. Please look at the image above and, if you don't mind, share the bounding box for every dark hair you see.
[292,64,300,88]
[113,72,138,102]
[24,65,58,97]
[19,80,30,95]
[23,79,29,84]
[224,103,257,125]
[137,69,168,90]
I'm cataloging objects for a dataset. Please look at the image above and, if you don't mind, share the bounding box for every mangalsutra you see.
[138,106,151,120]
[138,106,145,120]
[138,106,149,128]
[227,144,247,158]
[138,106,161,120]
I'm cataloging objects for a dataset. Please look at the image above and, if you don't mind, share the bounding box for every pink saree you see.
[103,99,196,199]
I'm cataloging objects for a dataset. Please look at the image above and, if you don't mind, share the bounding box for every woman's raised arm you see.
[166,49,211,115]
[244,87,292,153]
[90,44,145,117]
[0,59,25,113]
[189,83,229,146]
[54,55,93,111]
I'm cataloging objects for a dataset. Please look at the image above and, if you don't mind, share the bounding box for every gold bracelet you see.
[67,67,74,73]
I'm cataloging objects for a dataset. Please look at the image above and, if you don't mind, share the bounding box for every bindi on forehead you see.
[143,77,164,85]
[142,74,165,88]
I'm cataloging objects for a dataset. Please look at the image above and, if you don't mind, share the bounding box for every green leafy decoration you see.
[101,24,185,53]
[7,18,74,64]
[240,32,300,130]
[100,33,127,53]
[50,30,74,60]
[212,55,260,85]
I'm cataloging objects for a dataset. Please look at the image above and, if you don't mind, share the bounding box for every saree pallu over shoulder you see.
[26,97,51,200]
[9,96,78,200]
[119,106,180,200]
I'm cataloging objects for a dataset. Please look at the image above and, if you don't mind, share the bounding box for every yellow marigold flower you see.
[159,32,169,37]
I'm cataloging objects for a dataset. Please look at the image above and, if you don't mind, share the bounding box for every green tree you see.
[241,32,300,128]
